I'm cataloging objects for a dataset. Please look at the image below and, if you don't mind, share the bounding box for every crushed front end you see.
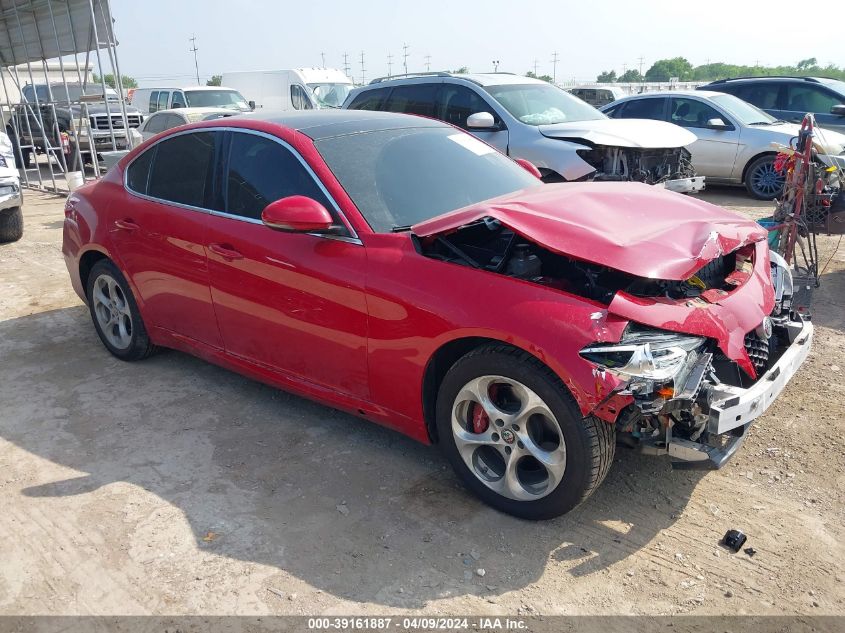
[576,145,705,193]
[582,251,812,469]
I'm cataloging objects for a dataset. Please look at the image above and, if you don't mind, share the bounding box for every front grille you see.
[744,331,770,373]
[89,114,142,130]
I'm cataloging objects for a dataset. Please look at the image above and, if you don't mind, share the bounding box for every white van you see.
[130,86,252,115]
[221,68,354,111]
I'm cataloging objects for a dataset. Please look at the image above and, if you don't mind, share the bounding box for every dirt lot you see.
[1,189,843,617]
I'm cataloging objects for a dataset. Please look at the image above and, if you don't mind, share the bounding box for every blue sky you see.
[110,0,840,87]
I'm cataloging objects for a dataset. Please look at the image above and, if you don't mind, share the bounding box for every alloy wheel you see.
[451,375,567,501]
[750,160,785,198]
[92,273,133,350]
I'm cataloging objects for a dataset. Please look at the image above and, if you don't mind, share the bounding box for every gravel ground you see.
[0,188,843,616]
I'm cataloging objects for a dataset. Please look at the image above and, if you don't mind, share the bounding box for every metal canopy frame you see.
[0,0,132,193]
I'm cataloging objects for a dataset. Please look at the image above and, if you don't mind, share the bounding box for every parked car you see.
[602,90,845,199]
[4,83,143,170]
[130,86,252,115]
[568,86,626,107]
[139,107,237,141]
[342,72,704,192]
[698,76,845,134]
[0,130,22,242]
[223,68,354,110]
[62,111,811,519]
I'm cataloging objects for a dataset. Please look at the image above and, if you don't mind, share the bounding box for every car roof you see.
[365,72,547,88]
[233,109,447,140]
[616,90,725,99]
[702,76,835,85]
[152,107,236,115]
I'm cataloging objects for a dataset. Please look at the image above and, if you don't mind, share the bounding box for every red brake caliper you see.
[471,384,497,434]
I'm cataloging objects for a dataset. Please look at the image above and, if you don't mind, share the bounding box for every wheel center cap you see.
[501,429,516,444]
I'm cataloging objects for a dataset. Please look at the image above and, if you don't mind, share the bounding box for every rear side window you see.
[347,87,391,110]
[618,97,667,120]
[225,132,333,221]
[732,83,780,110]
[148,132,216,208]
[126,147,155,194]
[436,85,496,128]
[384,84,437,117]
[157,91,169,111]
[149,90,159,113]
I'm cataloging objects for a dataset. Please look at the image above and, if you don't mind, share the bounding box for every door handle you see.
[113,218,139,231]
[209,243,244,261]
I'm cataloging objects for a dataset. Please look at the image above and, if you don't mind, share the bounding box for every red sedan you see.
[63,111,812,519]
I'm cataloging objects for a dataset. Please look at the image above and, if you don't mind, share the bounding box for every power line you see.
[189,34,200,86]
[424,55,431,72]
[342,52,351,79]
[359,50,366,84]
[637,55,645,78]
[321,52,326,67]
[402,43,409,74]
[551,51,559,83]
[387,52,393,77]
[533,58,539,76]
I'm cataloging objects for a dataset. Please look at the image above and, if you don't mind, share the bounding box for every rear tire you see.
[0,206,23,242]
[85,259,156,361]
[435,344,615,519]
[745,155,784,200]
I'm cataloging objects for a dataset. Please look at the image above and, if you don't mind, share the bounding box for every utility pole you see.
[189,34,200,85]
[492,60,500,72]
[533,59,539,76]
[359,51,366,85]
[387,53,393,77]
[402,43,409,74]
[424,55,431,72]
[551,51,559,84]
[342,52,351,79]
[321,52,326,67]
[637,55,645,80]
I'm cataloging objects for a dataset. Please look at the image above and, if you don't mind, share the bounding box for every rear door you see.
[668,96,740,178]
[113,131,222,347]
[204,130,369,398]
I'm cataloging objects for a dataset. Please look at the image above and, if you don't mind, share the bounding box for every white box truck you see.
[221,68,354,111]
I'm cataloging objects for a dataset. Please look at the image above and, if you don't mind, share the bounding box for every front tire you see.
[435,344,615,519]
[0,206,23,242]
[745,155,785,200]
[85,259,156,361]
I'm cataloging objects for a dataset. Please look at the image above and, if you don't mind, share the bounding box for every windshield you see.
[185,89,250,110]
[819,78,845,98]
[308,82,352,108]
[486,84,606,125]
[315,127,542,232]
[711,94,776,125]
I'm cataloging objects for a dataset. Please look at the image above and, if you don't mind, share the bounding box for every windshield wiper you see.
[748,121,774,126]
[391,225,412,233]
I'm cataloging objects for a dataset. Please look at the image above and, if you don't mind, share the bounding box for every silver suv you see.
[342,72,704,192]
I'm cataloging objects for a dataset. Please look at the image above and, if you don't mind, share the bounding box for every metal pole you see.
[97,0,133,149]
[63,0,99,179]
[87,0,117,169]
[0,66,29,188]
[9,65,43,189]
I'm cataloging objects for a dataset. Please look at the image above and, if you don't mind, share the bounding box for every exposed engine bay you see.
[575,145,697,186]
[418,215,812,469]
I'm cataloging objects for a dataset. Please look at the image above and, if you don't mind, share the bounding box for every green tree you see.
[451,66,469,74]
[796,58,817,70]
[92,73,138,89]
[526,71,553,82]
[207,74,222,86]
[617,69,643,83]
[596,70,617,83]
[644,57,693,82]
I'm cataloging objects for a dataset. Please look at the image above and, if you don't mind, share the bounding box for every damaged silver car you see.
[343,72,705,193]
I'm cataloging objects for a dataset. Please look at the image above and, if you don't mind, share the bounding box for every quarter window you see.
[147,132,216,208]
[347,87,391,110]
[126,146,155,194]
[436,85,497,128]
[384,84,437,117]
[225,132,334,221]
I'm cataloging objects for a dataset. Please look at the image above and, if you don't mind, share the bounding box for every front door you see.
[436,85,509,154]
[205,130,369,398]
[669,97,740,179]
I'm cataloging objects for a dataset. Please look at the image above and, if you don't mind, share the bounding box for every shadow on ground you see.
[0,307,706,607]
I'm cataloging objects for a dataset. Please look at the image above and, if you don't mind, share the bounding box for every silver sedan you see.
[602,90,845,199]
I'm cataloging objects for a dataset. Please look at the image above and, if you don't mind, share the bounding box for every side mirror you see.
[261,196,334,233]
[467,111,497,129]
[514,158,542,179]
[248,100,256,111]
[831,104,845,116]
[706,118,729,129]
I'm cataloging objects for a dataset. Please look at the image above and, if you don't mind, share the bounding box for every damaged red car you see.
[63,111,813,519]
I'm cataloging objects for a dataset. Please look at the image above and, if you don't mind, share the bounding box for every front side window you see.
[618,97,667,120]
[436,85,497,129]
[225,132,332,221]
[290,85,313,110]
[785,85,840,113]
[315,127,541,233]
[147,132,216,208]
[485,84,605,125]
[670,98,724,128]
[171,91,186,108]
[346,87,391,111]
[384,84,437,117]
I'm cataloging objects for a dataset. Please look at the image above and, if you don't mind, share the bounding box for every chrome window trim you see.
[123,126,361,244]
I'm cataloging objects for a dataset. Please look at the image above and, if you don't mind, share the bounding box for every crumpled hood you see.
[412,182,767,280]
[538,118,697,149]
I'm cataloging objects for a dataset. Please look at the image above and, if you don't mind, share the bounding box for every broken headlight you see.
[580,326,705,381]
